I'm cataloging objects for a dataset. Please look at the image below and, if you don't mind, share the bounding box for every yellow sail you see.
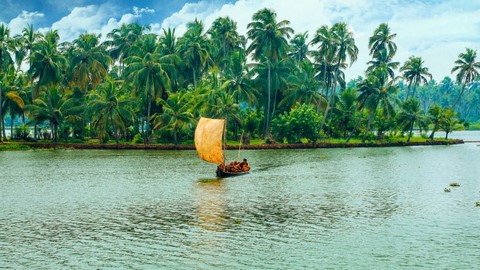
[194,117,225,165]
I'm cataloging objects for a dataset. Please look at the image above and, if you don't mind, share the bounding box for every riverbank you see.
[0,138,464,151]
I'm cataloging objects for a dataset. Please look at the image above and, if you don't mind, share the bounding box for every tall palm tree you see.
[208,16,242,71]
[428,103,443,140]
[70,33,110,138]
[0,24,15,140]
[158,28,182,92]
[450,48,480,109]
[106,23,149,76]
[369,23,397,61]
[246,8,293,135]
[288,32,312,65]
[178,19,211,90]
[221,50,257,106]
[125,34,170,143]
[400,56,432,100]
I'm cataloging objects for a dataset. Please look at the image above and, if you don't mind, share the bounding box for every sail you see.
[194,117,225,165]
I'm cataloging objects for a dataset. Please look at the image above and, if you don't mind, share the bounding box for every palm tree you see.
[397,98,426,142]
[246,8,293,135]
[288,32,312,65]
[369,23,397,61]
[0,24,15,141]
[106,23,149,73]
[70,33,110,138]
[87,77,135,142]
[428,103,443,140]
[125,34,170,143]
[24,87,80,142]
[178,19,211,90]
[279,60,324,110]
[221,50,257,106]
[450,48,480,109]
[158,28,182,92]
[153,90,195,145]
[400,56,432,100]
[440,108,459,139]
[208,16,242,71]
[356,67,399,142]
[334,87,358,138]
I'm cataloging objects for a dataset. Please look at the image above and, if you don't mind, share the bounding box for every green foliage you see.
[271,103,322,143]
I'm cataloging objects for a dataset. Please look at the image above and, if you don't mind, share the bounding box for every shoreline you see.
[11,139,464,150]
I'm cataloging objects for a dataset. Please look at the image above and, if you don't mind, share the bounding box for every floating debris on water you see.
[444,188,451,193]
[476,202,480,207]
[449,182,461,187]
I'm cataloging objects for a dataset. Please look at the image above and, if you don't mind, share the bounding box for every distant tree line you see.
[0,8,479,144]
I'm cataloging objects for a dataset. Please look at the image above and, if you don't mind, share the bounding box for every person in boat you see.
[222,159,250,173]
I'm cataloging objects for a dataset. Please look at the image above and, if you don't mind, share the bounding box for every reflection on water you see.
[1,136,480,269]
[195,178,227,231]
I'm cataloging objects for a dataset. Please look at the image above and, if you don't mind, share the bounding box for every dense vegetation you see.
[0,8,479,145]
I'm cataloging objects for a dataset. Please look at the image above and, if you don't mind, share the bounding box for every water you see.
[1,133,480,269]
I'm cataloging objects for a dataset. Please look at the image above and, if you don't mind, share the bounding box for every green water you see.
[1,141,480,269]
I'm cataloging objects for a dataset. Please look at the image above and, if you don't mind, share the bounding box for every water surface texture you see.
[1,134,480,269]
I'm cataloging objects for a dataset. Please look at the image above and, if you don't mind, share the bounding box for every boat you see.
[194,117,249,177]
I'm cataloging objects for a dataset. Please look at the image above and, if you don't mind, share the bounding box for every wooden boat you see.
[194,117,249,178]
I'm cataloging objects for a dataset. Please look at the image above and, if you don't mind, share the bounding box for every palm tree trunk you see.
[0,85,3,141]
[192,67,197,91]
[407,121,414,142]
[451,83,466,110]
[265,63,271,137]
[362,111,375,143]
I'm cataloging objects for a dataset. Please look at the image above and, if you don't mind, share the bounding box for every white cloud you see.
[7,11,44,35]
[47,4,136,42]
[133,6,155,17]
[160,0,480,81]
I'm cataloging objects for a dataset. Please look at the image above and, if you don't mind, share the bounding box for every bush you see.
[271,104,322,144]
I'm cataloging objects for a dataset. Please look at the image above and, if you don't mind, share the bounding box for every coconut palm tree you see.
[400,56,432,100]
[125,34,170,143]
[178,19,211,91]
[153,90,195,145]
[279,60,324,110]
[24,87,80,142]
[158,28,182,92]
[246,8,293,135]
[0,24,14,140]
[288,32,312,65]
[397,98,426,142]
[428,103,443,140]
[106,23,149,76]
[369,23,397,61]
[221,50,257,106]
[208,16,242,71]
[70,33,110,138]
[450,48,480,109]
[87,77,135,142]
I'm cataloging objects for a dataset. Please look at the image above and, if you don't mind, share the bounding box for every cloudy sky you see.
[1,0,479,81]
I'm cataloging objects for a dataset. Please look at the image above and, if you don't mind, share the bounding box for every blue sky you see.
[1,0,479,81]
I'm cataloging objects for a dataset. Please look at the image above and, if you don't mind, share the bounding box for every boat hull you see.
[216,168,249,178]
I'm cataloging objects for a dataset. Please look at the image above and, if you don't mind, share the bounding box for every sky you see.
[1,0,479,82]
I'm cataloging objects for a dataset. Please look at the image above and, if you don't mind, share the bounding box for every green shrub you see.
[271,103,322,144]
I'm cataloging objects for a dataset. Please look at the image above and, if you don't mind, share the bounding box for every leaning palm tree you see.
[450,48,480,109]
[124,34,170,143]
[246,8,293,136]
[400,56,432,100]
